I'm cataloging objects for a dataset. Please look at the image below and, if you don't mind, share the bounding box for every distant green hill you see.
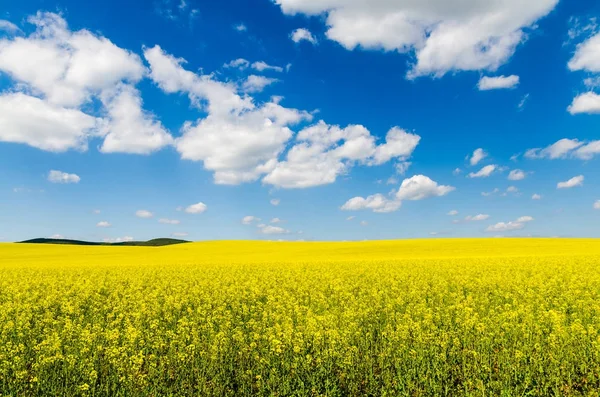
[19,238,189,247]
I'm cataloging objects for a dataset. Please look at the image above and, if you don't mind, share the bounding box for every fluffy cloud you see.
[185,202,207,214]
[568,92,600,115]
[485,215,533,232]
[557,175,584,189]
[270,198,280,206]
[478,75,520,90]
[259,225,288,234]
[159,218,180,225]
[274,0,558,78]
[264,123,420,188]
[0,20,21,33]
[48,170,80,184]
[223,58,249,69]
[396,175,455,200]
[524,138,600,160]
[468,165,497,178]
[341,194,402,213]
[532,194,542,200]
[99,85,173,154]
[346,216,355,221]
[104,236,134,243]
[96,221,111,227]
[0,13,174,155]
[135,210,153,218]
[508,169,526,180]
[270,218,282,223]
[251,61,283,73]
[242,216,260,225]
[568,32,600,73]
[465,214,490,221]
[469,148,487,166]
[291,28,317,44]
[594,200,600,210]
[0,93,104,152]
[242,75,279,93]
[447,210,458,216]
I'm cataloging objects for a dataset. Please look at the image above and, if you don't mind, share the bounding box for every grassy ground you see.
[1,239,600,396]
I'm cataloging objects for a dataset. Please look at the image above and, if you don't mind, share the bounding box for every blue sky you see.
[0,0,599,242]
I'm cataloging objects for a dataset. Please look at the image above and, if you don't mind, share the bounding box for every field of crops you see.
[2,239,600,396]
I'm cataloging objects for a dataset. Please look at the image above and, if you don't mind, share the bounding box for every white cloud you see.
[259,225,288,234]
[532,194,542,200]
[264,123,420,188]
[506,186,519,193]
[274,0,558,78]
[223,58,249,69]
[92,209,101,214]
[0,20,21,33]
[518,93,530,110]
[468,148,487,166]
[568,32,600,73]
[395,161,411,175]
[185,202,207,214]
[234,23,247,32]
[49,234,64,239]
[453,168,462,176]
[486,215,533,232]
[99,84,173,154]
[172,232,189,237]
[396,175,455,200]
[0,12,144,108]
[447,210,458,216]
[251,61,283,73]
[557,175,584,189]
[568,92,600,115]
[159,218,180,225]
[135,210,153,218]
[594,200,600,210]
[270,198,280,206]
[0,93,104,152]
[270,217,282,223]
[524,138,585,159]
[478,75,520,90]
[346,216,355,221]
[468,164,497,178]
[48,170,80,184]
[508,169,526,180]
[341,194,402,213]
[144,45,313,185]
[103,236,134,243]
[242,216,260,225]
[465,214,489,221]
[574,141,600,160]
[97,221,111,227]
[242,75,279,93]
[291,28,317,44]
[481,187,500,197]
[360,221,368,226]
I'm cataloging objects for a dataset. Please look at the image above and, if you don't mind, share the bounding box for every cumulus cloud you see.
[274,0,558,78]
[270,198,280,206]
[557,175,584,189]
[465,214,490,221]
[242,75,279,93]
[447,210,458,216]
[568,32,600,73]
[508,169,527,180]
[185,202,207,214]
[568,92,600,115]
[485,215,533,232]
[159,218,180,225]
[0,20,21,33]
[532,194,542,200]
[341,194,402,213]
[291,28,317,44]
[259,225,288,234]
[0,12,173,155]
[524,138,600,160]
[242,216,260,225]
[396,175,455,200]
[478,75,520,90]
[103,236,134,243]
[594,200,600,210]
[270,217,282,223]
[97,221,111,227]
[468,164,497,178]
[48,170,80,184]
[223,58,249,69]
[468,148,487,166]
[135,210,153,218]
[251,61,283,73]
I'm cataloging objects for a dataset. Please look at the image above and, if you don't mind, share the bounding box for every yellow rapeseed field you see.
[2,238,600,396]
